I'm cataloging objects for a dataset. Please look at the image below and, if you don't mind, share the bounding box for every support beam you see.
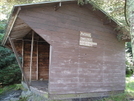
[9,37,30,90]
[11,38,46,42]
[29,31,34,84]
[36,41,39,80]
[2,7,21,45]
[22,40,24,81]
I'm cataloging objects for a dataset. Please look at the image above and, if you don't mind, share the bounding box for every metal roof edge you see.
[13,0,76,7]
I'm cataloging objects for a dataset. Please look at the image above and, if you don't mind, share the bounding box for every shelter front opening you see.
[22,31,50,92]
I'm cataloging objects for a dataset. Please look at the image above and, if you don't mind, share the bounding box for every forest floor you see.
[0,84,22,101]
[0,89,22,101]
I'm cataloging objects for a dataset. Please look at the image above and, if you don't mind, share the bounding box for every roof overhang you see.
[1,0,130,45]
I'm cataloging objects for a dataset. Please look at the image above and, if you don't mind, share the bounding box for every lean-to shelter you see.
[2,0,130,99]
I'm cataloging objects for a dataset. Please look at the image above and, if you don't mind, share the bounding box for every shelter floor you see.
[30,80,48,92]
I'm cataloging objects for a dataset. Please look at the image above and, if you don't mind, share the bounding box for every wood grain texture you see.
[17,33,50,81]
[17,3,126,95]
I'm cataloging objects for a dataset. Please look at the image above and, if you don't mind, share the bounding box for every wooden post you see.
[29,31,34,84]
[22,40,24,81]
[36,41,39,80]
[9,37,30,90]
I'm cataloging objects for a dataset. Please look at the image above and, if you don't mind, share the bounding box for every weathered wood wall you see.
[38,42,49,80]
[14,33,49,81]
[18,3,125,96]
[24,36,49,80]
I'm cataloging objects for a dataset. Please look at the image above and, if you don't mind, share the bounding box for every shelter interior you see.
[12,31,50,92]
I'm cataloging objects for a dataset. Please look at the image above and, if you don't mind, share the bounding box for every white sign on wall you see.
[79,31,97,47]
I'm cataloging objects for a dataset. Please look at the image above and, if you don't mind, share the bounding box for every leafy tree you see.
[0,0,51,20]
[128,0,134,72]
[0,35,21,85]
[126,42,133,76]
[78,0,128,27]
[126,42,132,57]
[0,19,21,85]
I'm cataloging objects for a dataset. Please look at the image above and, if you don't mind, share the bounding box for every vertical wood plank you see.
[9,37,30,90]
[22,40,24,81]
[48,45,52,93]
[29,31,34,84]
[36,41,39,80]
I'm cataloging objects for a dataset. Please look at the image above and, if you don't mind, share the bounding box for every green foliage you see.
[0,46,16,68]
[0,64,21,85]
[0,20,6,34]
[0,84,16,94]
[0,84,22,95]
[0,21,21,85]
[126,42,133,77]
[18,97,28,101]
[126,42,133,57]
[0,34,4,43]
[0,44,21,85]
[88,0,127,26]
[126,67,133,77]
[128,0,134,67]
[0,1,22,85]
[0,0,53,20]
[14,84,24,90]
[126,77,134,93]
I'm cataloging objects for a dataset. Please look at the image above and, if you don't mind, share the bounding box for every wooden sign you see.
[79,31,97,47]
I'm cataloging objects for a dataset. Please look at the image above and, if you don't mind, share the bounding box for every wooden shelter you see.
[2,0,129,99]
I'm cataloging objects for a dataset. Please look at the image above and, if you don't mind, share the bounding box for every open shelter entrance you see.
[22,31,50,92]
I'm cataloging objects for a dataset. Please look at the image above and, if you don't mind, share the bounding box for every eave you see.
[1,0,130,46]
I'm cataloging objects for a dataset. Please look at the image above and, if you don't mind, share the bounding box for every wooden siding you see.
[38,42,49,80]
[14,33,50,81]
[18,3,125,95]
[10,18,31,39]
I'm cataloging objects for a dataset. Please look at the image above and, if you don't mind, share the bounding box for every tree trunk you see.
[128,0,134,70]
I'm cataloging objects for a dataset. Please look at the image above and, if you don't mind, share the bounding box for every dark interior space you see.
[22,31,50,91]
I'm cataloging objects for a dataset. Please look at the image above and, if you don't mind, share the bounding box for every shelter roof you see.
[2,0,130,45]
